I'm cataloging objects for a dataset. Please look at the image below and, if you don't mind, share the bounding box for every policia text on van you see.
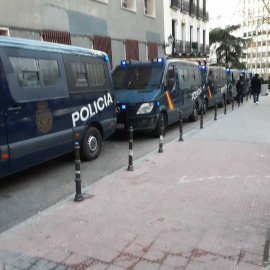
[0,37,116,178]
[112,58,202,136]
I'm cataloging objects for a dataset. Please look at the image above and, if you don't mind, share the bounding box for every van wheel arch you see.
[189,104,199,122]
[80,124,103,161]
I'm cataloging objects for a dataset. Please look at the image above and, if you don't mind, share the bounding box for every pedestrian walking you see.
[251,74,261,105]
[236,74,245,104]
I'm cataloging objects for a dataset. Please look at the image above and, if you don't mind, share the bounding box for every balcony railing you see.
[197,7,204,19]
[199,44,204,53]
[190,3,197,16]
[203,11,209,21]
[181,0,190,13]
[174,40,191,54]
[171,0,181,9]
[174,41,210,55]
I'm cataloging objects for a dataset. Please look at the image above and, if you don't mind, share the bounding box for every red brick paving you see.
[1,98,270,269]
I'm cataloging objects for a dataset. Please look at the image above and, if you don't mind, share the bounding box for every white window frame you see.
[0,27,10,37]
[121,0,137,13]
[144,0,156,18]
[93,0,108,3]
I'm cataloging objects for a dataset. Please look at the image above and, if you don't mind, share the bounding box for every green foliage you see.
[210,24,250,69]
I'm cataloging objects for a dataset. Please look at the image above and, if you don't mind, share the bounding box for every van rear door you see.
[0,57,9,177]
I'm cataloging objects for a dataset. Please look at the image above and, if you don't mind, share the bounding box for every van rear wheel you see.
[81,127,102,161]
[189,105,198,122]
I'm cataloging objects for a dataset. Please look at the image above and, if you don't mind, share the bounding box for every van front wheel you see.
[81,127,102,161]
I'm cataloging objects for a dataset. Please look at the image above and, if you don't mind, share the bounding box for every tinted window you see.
[71,62,88,87]
[113,65,163,90]
[39,59,60,86]
[86,62,106,86]
[63,54,110,94]
[191,69,196,80]
[178,69,185,82]
[4,49,68,102]
[10,57,40,88]
[10,57,60,88]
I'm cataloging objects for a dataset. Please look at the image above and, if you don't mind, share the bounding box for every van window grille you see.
[10,57,41,88]
[86,63,106,87]
[71,62,88,87]
[39,59,60,86]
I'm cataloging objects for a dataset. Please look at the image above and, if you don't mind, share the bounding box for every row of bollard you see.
[73,93,247,201]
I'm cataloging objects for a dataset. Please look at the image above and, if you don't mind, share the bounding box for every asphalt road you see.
[0,105,231,233]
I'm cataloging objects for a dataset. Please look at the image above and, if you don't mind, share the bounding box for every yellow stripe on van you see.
[208,86,212,98]
[166,91,174,110]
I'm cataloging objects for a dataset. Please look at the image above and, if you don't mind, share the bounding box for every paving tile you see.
[162,253,189,268]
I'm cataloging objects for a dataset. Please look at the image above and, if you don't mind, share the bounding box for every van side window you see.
[10,57,41,88]
[71,62,88,87]
[39,59,60,86]
[86,62,106,87]
[64,54,110,94]
[191,69,196,80]
[184,69,189,80]
[196,69,201,81]
[178,69,185,82]
[167,66,174,80]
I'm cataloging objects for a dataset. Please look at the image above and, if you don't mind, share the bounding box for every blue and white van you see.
[201,66,227,110]
[112,58,202,136]
[0,37,116,177]
[227,68,240,102]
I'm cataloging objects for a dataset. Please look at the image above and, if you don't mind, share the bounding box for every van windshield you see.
[113,65,164,90]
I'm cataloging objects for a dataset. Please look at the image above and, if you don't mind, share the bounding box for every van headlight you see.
[136,102,154,114]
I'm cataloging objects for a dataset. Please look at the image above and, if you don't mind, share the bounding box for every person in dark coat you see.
[251,73,261,104]
[236,74,245,104]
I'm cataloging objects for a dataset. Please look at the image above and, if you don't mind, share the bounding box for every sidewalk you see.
[1,96,270,270]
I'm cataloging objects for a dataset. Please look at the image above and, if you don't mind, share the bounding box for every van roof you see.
[116,58,199,68]
[0,36,106,57]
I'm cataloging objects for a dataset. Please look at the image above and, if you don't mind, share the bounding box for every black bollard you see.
[74,142,84,202]
[179,110,184,141]
[200,101,204,129]
[158,116,164,153]
[214,100,217,121]
[238,95,241,107]
[224,95,227,115]
[232,96,234,110]
[127,126,134,171]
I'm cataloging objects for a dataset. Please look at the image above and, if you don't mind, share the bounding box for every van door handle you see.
[8,106,21,112]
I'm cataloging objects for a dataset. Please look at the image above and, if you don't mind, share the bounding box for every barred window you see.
[71,62,88,87]
[86,62,106,86]
[10,57,40,88]
[39,59,60,86]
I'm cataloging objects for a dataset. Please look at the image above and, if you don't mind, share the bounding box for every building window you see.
[125,39,139,60]
[0,27,10,36]
[42,30,71,45]
[93,36,113,68]
[147,42,158,60]
[93,0,108,3]
[121,0,136,12]
[144,0,155,17]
